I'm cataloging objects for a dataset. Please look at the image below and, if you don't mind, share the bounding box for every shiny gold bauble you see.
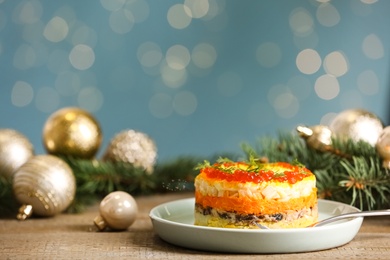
[42,107,102,159]
[297,125,332,151]
[329,109,383,146]
[0,129,34,180]
[13,155,76,219]
[94,191,138,231]
[102,129,157,173]
[376,126,390,169]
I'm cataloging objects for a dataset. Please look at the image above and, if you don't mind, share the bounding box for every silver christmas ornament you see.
[329,109,383,146]
[102,129,157,174]
[13,155,76,219]
[376,126,390,169]
[0,129,34,180]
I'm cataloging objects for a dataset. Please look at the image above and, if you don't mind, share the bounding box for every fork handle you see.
[312,209,390,227]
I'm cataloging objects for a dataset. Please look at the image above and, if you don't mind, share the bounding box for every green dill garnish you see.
[216,157,234,164]
[194,160,211,170]
[291,158,305,168]
[194,156,300,178]
[194,157,237,174]
[273,171,286,178]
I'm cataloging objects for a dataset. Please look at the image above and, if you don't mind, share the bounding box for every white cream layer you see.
[194,176,316,202]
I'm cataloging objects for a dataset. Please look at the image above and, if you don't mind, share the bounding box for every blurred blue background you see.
[0,0,389,162]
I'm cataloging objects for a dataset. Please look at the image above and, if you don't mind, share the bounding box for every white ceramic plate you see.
[149,198,363,253]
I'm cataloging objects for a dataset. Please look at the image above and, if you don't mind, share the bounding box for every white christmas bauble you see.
[329,109,383,146]
[13,155,76,219]
[376,126,390,168]
[94,191,138,231]
[0,129,34,180]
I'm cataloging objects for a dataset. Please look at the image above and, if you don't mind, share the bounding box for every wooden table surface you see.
[1,192,390,259]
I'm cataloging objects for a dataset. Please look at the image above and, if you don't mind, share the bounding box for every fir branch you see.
[338,157,390,210]
[0,176,18,218]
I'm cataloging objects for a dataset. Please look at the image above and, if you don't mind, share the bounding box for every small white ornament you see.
[94,191,138,231]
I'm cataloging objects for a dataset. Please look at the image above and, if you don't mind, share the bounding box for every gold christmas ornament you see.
[376,126,390,169]
[94,191,138,231]
[102,129,157,173]
[42,107,102,159]
[329,109,384,146]
[0,129,34,180]
[13,155,76,219]
[296,125,332,151]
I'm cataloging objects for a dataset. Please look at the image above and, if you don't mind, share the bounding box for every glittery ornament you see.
[376,126,390,169]
[102,129,157,173]
[13,155,76,219]
[0,129,34,180]
[297,125,332,151]
[94,191,138,231]
[42,107,102,159]
[329,109,383,146]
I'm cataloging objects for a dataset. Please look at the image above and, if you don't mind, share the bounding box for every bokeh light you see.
[43,17,69,43]
[69,44,95,70]
[323,51,349,77]
[314,74,340,100]
[11,81,34,107]
[166,45,191,70]
[273,92,300,119]
[77,87,104,112]
[316,3,340,27]
[1,0,390,161]
[191,43,217,69]
[184,0,210,18]
[100,0,126,12]
[256,42,282,68]
[109,9,135,34]
[160,63,188,88]
[167,4,192,29]
[362,33,384,59]
[137,41,163,68]
[289,7,314,36]
[12,0,43,25]
[296,49,321,74]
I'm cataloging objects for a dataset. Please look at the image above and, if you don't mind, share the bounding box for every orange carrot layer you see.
[195,189,317,215]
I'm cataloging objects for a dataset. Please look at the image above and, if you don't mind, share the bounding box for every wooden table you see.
[1,192,389,259]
